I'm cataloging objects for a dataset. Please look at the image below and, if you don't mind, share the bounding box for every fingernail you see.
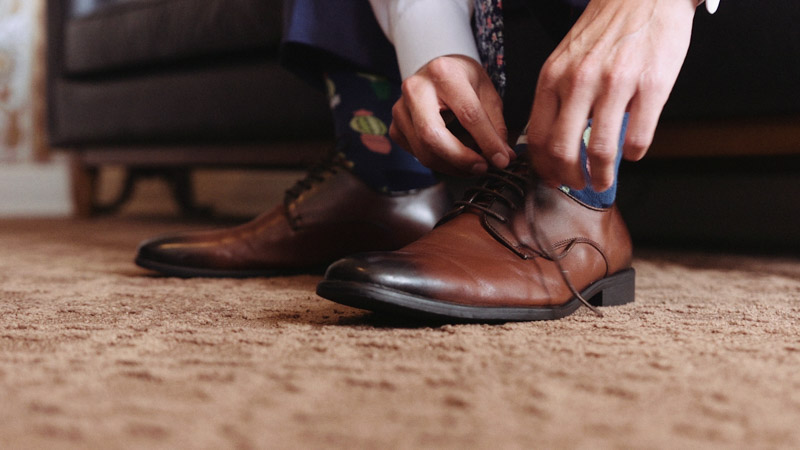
[470,162,488,175]
[491,153,509,168]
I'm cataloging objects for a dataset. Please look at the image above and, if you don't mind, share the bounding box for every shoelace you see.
[283,152,350,227]
[525,186,604,318]
[442,160,604,317]
[439,161,529,224]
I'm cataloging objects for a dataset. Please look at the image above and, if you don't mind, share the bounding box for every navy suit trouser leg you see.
[281,0,401,82]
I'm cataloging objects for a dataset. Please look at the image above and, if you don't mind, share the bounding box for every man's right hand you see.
[389,55,514,176]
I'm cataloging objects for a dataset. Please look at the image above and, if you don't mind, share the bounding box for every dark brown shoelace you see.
[438,160,529,225]
[282,152,351,229]
[284,152,349,206]
[524,190,604,317]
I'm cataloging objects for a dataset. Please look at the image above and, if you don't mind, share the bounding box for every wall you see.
[0,0,39,161]
[0,0,71,216]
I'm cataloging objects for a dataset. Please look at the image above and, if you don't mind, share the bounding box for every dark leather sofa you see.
[47,0,800,250]
[47,0,333,215]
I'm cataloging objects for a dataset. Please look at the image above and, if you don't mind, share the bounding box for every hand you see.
[390,55,515,176]
[527,0,698,191]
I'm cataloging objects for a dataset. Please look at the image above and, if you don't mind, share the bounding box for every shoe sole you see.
[317,268,635,322]
[134,256,326,278]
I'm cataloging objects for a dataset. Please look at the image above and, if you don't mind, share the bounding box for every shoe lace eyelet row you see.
[441,162,529,225]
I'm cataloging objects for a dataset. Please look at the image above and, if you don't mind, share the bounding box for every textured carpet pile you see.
[0,218,798,449]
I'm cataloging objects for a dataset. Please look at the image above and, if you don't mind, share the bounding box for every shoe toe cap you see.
[135,234,199,268]
[323,252,431,293]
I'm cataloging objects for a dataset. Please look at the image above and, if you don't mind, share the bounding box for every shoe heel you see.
[590,269,635,307]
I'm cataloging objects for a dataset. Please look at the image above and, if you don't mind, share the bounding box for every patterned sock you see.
[324,71,438,193]
[515,114,628,208]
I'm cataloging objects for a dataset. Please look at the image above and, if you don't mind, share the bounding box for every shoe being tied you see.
[135,154,451,277]
[317,160,635,322]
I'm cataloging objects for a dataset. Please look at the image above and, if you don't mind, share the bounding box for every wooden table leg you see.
[69,151,97,218]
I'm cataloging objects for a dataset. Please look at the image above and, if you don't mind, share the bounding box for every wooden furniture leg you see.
[69,152,98,218]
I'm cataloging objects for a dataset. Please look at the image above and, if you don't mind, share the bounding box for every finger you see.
[402,78,488,174]
[393,98,486,176]
[546,98,593,190]
[586,98,628,192]
[542,57,603,190]
[389,121,415,159]
[527,82,560,184]
[412,79,510,167]
[622,91,667,161]
[424,56,512,167]
[478,81,515,167]
[389,100,414,154]
[391,100,432,167]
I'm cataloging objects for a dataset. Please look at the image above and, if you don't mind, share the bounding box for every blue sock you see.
[515,114,628,208]
[324,71,438,193]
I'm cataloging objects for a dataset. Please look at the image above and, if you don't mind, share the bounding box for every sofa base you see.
[66,141,329,217]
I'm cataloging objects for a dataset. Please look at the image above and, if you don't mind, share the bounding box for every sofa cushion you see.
[63,0,283,76]
[70,0,162,18]
[49,60,333,146]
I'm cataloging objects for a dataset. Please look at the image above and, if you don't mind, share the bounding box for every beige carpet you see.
[0,217,799,449]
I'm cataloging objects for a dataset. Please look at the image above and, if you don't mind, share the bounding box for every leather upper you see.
[137,163,451,272]
[325,163,633,308]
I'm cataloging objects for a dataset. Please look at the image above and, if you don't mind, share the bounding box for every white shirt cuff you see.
[370,0,481,79]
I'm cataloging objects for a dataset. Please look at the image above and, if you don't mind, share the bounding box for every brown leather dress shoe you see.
[135,155,451,277]
[317,161,635,322]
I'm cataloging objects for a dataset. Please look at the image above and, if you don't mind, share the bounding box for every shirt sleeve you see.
[369,0,481,79]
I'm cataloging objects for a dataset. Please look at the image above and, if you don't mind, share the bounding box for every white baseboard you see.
[0,157,72,217]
